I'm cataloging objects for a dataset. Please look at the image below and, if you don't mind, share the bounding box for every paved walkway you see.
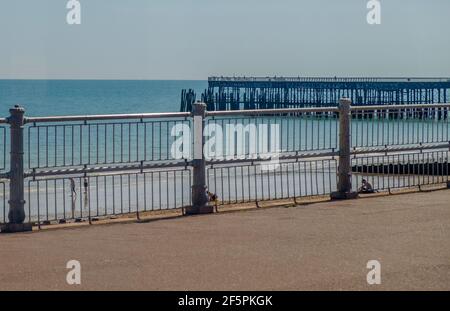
[1,190,449,291]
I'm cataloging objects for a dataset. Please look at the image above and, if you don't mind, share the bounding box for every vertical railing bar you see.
[95,176,99,217]
[158,171,161,210]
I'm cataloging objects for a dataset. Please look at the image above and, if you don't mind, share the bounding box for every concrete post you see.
[331,99,358,200]
[185,102,214,215]
[1,105,32,233]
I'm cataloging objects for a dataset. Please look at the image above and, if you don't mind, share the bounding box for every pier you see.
[180,77,450,112]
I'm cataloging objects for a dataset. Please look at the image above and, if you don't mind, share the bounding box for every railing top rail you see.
[25,112,191,124]
[8,102,450,124]
[206,107,339,117]
[351,103,450,111]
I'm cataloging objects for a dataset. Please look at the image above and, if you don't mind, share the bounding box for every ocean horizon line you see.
[0,78,207,82]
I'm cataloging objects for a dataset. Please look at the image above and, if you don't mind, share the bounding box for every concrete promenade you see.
[0,190,449,291]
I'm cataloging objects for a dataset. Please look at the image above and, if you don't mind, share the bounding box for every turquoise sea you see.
[0,80,207,116]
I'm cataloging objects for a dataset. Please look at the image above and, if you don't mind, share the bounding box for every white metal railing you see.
[1,100,449,231]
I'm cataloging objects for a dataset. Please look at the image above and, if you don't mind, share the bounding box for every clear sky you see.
[0,0,449,80]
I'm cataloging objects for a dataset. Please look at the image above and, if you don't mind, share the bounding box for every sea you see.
[0,80,207,116]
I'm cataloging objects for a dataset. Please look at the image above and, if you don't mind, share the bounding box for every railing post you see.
[1,105,32,233]
[331,98,358,200]
[186,102,214,215]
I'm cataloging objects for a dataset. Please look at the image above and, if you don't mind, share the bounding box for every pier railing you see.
[209,76,450,83]
[1,100,449,232]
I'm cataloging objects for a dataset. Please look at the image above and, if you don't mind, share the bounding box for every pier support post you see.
[186,102,214,215]
[331,99,358,200]
[1,105,32,233]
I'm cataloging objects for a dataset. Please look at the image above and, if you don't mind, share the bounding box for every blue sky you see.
[0,0,449,79]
